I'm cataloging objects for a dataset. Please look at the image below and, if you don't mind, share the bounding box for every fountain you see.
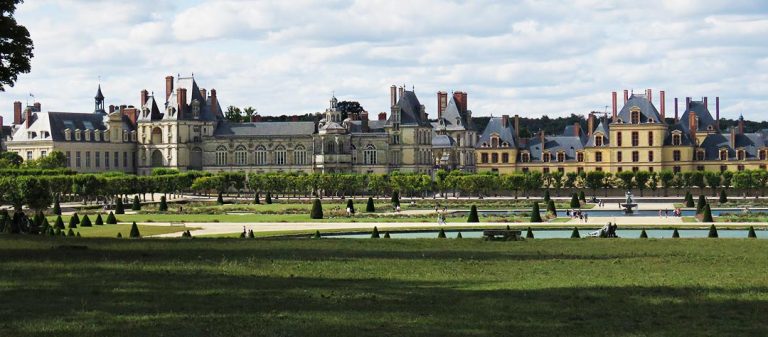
[621,190,637,214]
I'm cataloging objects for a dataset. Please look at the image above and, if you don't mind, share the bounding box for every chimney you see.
[623,89,629,104]
[715,97,720,130]
[453,91,468,113]
[419,105,427,122]
[646,88,652,102]
[122,107,138,126]
[573,122,581,137]
[177,88,187,117]
[611,91,618,121]
[514,114,520,138]
[674,97,679,122]
[200,88,207,100]
[378,112,387,121]
[704,97,708,110]
[587,113,595,136]
[13,101,22,125]
[210,89,218,116]
[119,104,126,113]
[25,107,32,128]
[109,105,115,114]
[659,90,666,121]
[33,102,41,112]
[539,130,545,149]
[140,89,149,107]
[501,115,509,128]
[686,97,691,110]
[738,116,745,135]
[165,75,174,100]
[361,112,370,132]
[398,86,404,100]
[688,112,697,143]
[390,85,397,107]
[437,91,447,119]
[730,126,736,149]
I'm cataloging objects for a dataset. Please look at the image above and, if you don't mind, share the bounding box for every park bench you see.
[482,230,523,241]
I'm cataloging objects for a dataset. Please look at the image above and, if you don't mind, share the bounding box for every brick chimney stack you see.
[611,91,618,122]
[674,97,679,123]
[686,97,691,110]
[688,112,697,143]
[210,89,218,116]
[573,122,581,137]
[501,114,509,128]
[514,114,520,138]
[715,97,720,130]
[140,89,149,107]
[587,113,595,136]
[659,90,666,121]
[437,91,447,119]
[390,85,397,107]
[177,88,187,117]
[623,89,629,104]
[453,91,468,113]
[250,114,261,122]
[646,88,652,102]
[738,116,745,135]
[109,105,115,114]
[200,88,207,100]
[25,107,32,128]
[539,130,546,149]
[378,112,387,121]
[165,75,174,101]
[33,102,41,112]
[730,126,736,149]
[361,111,370,132]
[704,97,708,110]
[13,101,22,125]
[398,86,404,100]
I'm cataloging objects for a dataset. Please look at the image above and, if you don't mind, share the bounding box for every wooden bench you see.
[483,230,523,241]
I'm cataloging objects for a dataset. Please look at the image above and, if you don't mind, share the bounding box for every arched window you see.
[672,134,681,146]
[294,145,307,165]
[594,135,603,147]
[521,152,530,163]
[364,144,377,165]
[491,135,499,148]
[151,127,162,144]
[216,146,228,166]
[719,149,728,161]
[737,150,745,161]
[631,110,640,124]
[234,145,247,165]
[542,152,551,162]
[557,152,565,162]
[275,145,287,165]
[255,145,267,166]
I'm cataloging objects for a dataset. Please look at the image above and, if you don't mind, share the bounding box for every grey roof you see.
[476,116,516,148]
[524,135,585,162]
[432,134,456,148]
[165,77,222,121]
[616,94,663,124]
[11,111,135,142]
[586,119,610,146]
[663,124,695,146]
[213,121,315,137]
[348,120,386,133]
[137,95,163,122]
[389,90,430,126]
[679,100,717,133]
[435,97,468,131]
[699,131,768,160]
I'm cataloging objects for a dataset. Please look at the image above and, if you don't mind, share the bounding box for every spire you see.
[94,84,105,114]
[95,84,104,100]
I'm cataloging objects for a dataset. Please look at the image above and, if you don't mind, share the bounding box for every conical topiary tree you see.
[672,228,680,238]
[530,202,543,223]
[639,229,648,239]
[313,230,321,239]
[701,204,714,222]
[68,215,78,229]
[719,189,727,204]
[71,213,80,225]
[159,196,168,212]
[346,199,355,215]
[747,226,757,238]
[129,222,141,238]
[67,228,75,237]
[254,193,260,204]
[80,215,92,227]
[76,232,81,238]
[547,200,557,216]
[391,191,400,207]
[265,193,273,204]
[366,197,375,212]
[684,192,694,207]
[106,211,117,224]
[707,224,718,238]
[696,195,707,214]
[383,231,391,239]
[526,227,534,239]
[41,218,51,234]
[579,191,586,202]
[54,215,65,229]
[467,205,479,223]
[543,190,551,203]
[456,232,463,239]
[95,214,103,226]
[217,193,224,205]
[53,197,61,215]
[54,228,62,236]
[571,227,580,239]
[310,198,323,219]
[115,198,125,214]
[116,232,123,238]
[437,228,446,239]
[371,226,380,239]
[570,193,580,208]
[132,195,141,211]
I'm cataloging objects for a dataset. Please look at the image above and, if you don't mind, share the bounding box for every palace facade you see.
[4,77,767,175]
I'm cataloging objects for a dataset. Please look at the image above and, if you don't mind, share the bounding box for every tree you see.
[467,205,479,223]
[672,228,680,238]
[0,0,34,91]
[52,196,61,215]
[80,214,92,227]
[437,228,447,239]
[684,192,694,207]
[707,223,718,238]
[159,196,168,211]
[242,106,256,122]
[696,195,707,214]
[129,222,141,238]
[310,198,323,219]
[0,152,23,167]
[584,171,605,199]
[115,198,125,214]
[570,227,580,239]
[68,215,78,229]
[747,226,757,238]
[526,227,534,239]
[336,101,364,120]
[570,193,580,208]
[391,191,400,207]
[95,214,103,226]
[578,190,586,202]
[662,169,677,195]
[217,193,224,205]
[690,171,706,195]
[35,151,67,169]
[547,199,557,216]
[224,106,243,122]
[106,211,117,224]
[530,202,542,222]
[704,171,722,197]
[702,204,714,223]
[371,226,380,239]
[550,171,564,197]
[265,192,272,204]
[719,189,728,204]
[132,195,141,211]
[634,171,650,197]
[617,171,635,191]
[366,197,375,212]
[54,215,64,229]
[732,171,753,197]
[639,229,648,239]
[254,193,260,204]
[543,190,550,203]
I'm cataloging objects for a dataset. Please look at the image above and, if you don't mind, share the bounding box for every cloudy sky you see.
[2,0,768,123]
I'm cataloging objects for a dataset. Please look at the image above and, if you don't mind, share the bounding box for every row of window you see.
[216,145,310,166]
[523,165,760,175]
[65,151,132,169]
[614,131,654,147]
[64,129,135,143]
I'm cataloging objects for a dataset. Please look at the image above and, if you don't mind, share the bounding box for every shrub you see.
[67,228,75,237]
[159,196,168,212]
[570,227,580,239]
[371,226,380,239]
[53,197,61,215]
[115,198,125,215]
[68,215,78,229]
[312,230,321,239]
[76,232,81,238]
[41,218,51,233]
[543,190,550,203]
[54,215,65,229]
[437,228,446,239]
[132,196,141,211]
[467,205,479,223]
[80,215,92,227]
[684,192,694,207]
[672,228,680,238]
[106,211,117,224]
[310,198,323,219]
[547,200,557,216]
[346,199,355,215]
[54,228,62,236]
[696,195,707,214]
[129,222,141,238]
[707,224,718,238]
[530,202,543,223]
[265,193,273,204]
[456,232,463,239]
[366,197,375,212]
[639,229,648,239]
[570,193,580,208]
[116,232,122,238]
[701,204,714,222]
[526,227,534,239]
[383,231,391,239]
[747,226,757,238]
[579,191,586,201]
[719,189,727,204]
[71,213,80,225]
[95,214,104,226]
[391,191,400,207]
[254,193,260,204]
[217,193,224,205]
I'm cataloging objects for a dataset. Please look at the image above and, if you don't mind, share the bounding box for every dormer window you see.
[191,99,201,119]
[75,129,81,141]
[84,129,91,141]
[696,150,705,161]
[490,135,499,148]
[557,152,565,162]
[720,149,728,161]
[64,129,71,141]
[131,131,137,142]
[737,149,745,161]
[594,134,603,147]
[93,130,100,142]
[577,152,584,162]
[542,152,551,163]
[760,150,767,161]
[123,130,129,142]
[672,134,681,146]
[501,142,509,147]
[521,152,530,163]
[630,109,641,124]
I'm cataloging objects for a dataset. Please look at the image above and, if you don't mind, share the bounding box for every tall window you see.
[216,146,228,166]
[648,131,653,146]
[617,132,623,146]
[255,145,267,166]
[521,153,530,163]
[672,134,681,146]
[234,145,247,165]
[123,152,128,168]
[631,132,639,146]
[632,151,639,162]
[76,152,81,168]
[617,151,623,162]
[648,151,654,162]
[95,152,100,168]
[502,153,509,163]
[26,151,32,161]
[114,151,119,168]
[542,153,551,162]
[761,150,767,161]
[364,144,377,165]
[577,152,584,162]
[85,151,91,168]
[595,135,603,146]
[66,151,71,167]
[631,111,640,124]
[737,150,745,161]
[673,150,681,161]
[105,152,110,168]
[294,145,308,165]
[557,152,565,162]
[275,145,287,165]
[481,153,488,163]
[595,152,602,162]
[491,153,499,163]
[720,150,728,161]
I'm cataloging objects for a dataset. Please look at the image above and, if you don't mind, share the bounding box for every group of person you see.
[565,209,589,222]
[658,209,682,217]
[588,222,618,238]
[435,205,448,225]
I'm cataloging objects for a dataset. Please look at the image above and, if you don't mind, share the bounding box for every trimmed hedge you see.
[747,226,757,238]
[132,196,141,211]
[684,192,694,207]
[159,196,168,212]
[526,227,534,239]
[310,198,323,219]
[570,227,580,239]
[701,204,714,222]
[95,214,103,226]
[719,189,728,204]
[346,199,355,214]
[80,215,92,227]
[707,224,718,238]
[467,205,479,223]
[129,222,141,238]
[639,229,648,239]
[672,228,680,238]
[530,202,543,223]
[115,198,125,215]
[547,200,557,216]
[371,226,380,239]
[106,211,117,225]
[437,228,446,239]
[366,197,375,212]
[570,193,580,208]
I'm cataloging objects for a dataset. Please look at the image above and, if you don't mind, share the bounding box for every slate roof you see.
[679,100,717,133]
[389,90,430,127]
[585,119,610,146]
[476,116,516,148]
[699,131,768,160]
[524,135,585,162]
[212,121,315,137]
[348,120,386,133]
[616,94,663,124]
[165,77,222,121]
[432,134,456,148]
[137,95,163,122]
[436,97,468,131]
[12,111,134,142]
[663,124,695,146]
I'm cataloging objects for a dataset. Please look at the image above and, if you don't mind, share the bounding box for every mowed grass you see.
[49,213,532,224]
[73,224,193,238]
[0,237,767,336]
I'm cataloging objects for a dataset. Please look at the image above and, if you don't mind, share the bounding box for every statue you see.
[621,190,637,215]
[625,191,633,205]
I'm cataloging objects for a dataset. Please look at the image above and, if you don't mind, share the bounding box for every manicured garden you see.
[0,237,766,336]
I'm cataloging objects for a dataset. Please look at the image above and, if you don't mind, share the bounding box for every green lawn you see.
[0,237,766,336]
[49,213,533,224]
[72,224,194,238]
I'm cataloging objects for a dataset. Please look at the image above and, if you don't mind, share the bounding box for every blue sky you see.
[2,0,768,122]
